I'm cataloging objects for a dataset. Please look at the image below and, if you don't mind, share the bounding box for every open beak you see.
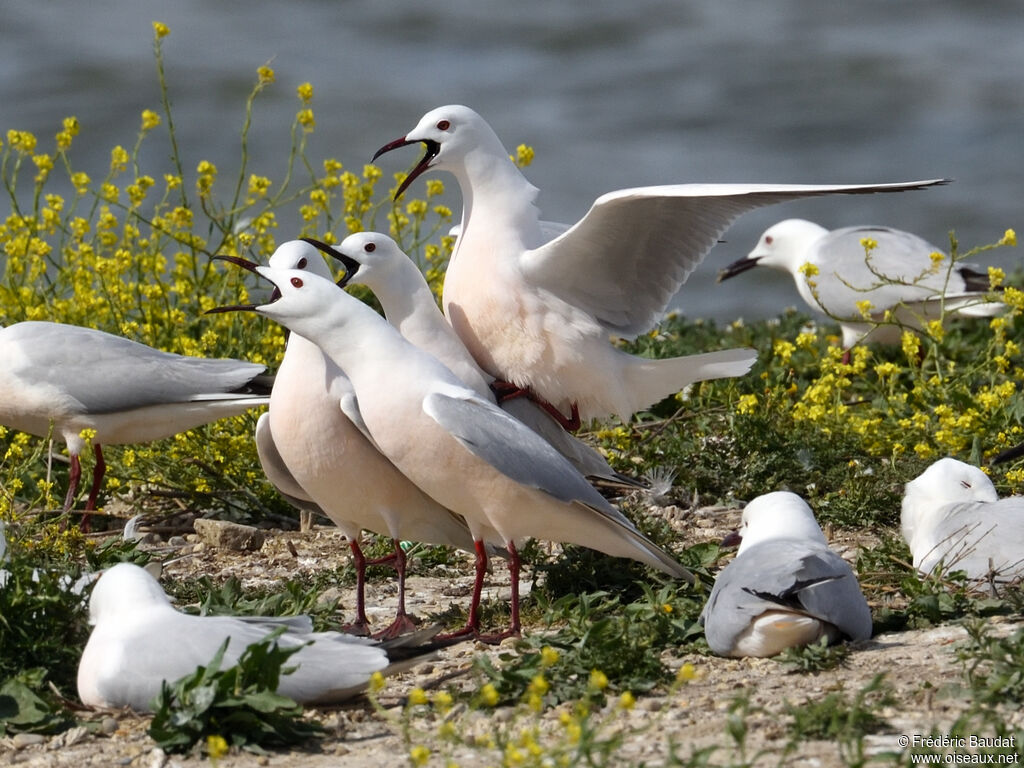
[372,136,441,201]
[300,237,361,288]
[717,256,760,283]
[206,255,276,314]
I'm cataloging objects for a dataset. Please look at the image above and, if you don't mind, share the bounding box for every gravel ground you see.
[2,503,1020,767]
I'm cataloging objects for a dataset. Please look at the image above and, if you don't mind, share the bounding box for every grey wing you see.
[423,389,629,520]
[703,540,872,653]
[930,499,1024,580]
[255,414,325,516]
[810,226,957,317]
[275,631,390,704]
[6,322,264,413]
[520,180,947,338]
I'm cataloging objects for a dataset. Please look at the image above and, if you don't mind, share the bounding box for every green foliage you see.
[475,580,706,706]
[0,670,72,736]
[959,621,1024,705]
[148,630,323,754]
[777,636,851,673]
[784,674,890,743]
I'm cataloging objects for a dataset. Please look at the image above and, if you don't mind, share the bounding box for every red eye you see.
[297,257,307,269]
[365,242,376,253]
[436,119,450,131]
[765,235,774,245]
[291,277,303,288]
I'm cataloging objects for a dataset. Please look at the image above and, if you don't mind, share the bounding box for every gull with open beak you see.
[209,262,692,641]
[213,242,485,639]
[372,105,947,426]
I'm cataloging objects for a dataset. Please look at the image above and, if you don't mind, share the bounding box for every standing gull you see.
[211,264,692,641]
[0,321,269,519]
[372,104,946,425]
[718,219,1006,349]
[701,492,872,657]
[77,563,435,712]
[303,233,640,488]
[215,242,484,638]
[901,458,1024,584]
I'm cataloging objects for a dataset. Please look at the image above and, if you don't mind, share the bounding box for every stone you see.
[193,518,266,552]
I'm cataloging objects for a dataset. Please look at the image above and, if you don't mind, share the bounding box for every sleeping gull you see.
[718,219,1006,349]
[901,458,1024,585]
[371,104,946,425]
[211,262,692,641]
[0,321,269,521]
[303,233,642,489]
[215,242,486,638]
[701,491,872,657]
[77,563,435,711]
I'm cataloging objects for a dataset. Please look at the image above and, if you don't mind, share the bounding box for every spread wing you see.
[521,180,948,338]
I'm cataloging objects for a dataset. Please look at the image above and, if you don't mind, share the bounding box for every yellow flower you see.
[478,682,499,707]
[514,144,535,167]
[368,671,386,693]
[540,646,559,667]
[528,674,549,696]
[152,21,170,39]
[988,266,1005,289]
[860,236,878,252]
[297,82,314,102]
[140,109,161,131]
[1000,228,1017,247]
[297,108,315,132]
[798,262,819,278]
[426,179,445,197]
[925,319,944,341]
[855,299,873,319]
[407,687,428,706]
[206,734,228,759]
[619,691,636,710]
[676,663,697,682]
[257,65,276,85]
[736,393,758,415]
[409,745,430,766]
[588,669,608,691]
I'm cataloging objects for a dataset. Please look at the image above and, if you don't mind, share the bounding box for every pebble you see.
[100,716,120,735]
[12,733,46,749]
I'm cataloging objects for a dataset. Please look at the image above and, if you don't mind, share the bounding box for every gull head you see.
[718,219,826,282]
[207,260,352,340]
[321,232,408,291]
[901,458,998,542]
[372,104,500,200]
[266,238,337,281]
[732,491,828,555]
[89,562,171,625]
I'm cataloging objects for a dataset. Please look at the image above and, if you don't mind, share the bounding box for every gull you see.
[211,263,692,641]
[371,104,947,425]
[901,458,1024,585]
[77,563,435,712]
[0,321,270,521]
[718,219,1006,349]
[303,233,641,489]
[701,492,872,657]
[216,242,486,639]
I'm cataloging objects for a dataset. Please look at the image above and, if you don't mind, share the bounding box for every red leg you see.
[436,539,489,642]
[491,379,581,432]
[373,540,420,639]
[79,444,105,532]
[63,453,82,513]
[476,541,522,644]
[342,539,372,636]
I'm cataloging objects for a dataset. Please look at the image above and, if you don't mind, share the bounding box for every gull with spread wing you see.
[372,105,946,426]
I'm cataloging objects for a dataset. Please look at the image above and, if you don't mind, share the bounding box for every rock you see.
[12,732,46,749]
[193,519,265,552]
[48,725,89,748]
[100,716,119,735]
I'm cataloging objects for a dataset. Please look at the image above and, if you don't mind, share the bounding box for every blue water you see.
[2,0,1021,320]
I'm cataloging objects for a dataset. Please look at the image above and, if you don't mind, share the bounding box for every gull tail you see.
[621,347,758,417]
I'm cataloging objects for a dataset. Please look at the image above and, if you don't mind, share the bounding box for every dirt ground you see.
[2,501,1021,767]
